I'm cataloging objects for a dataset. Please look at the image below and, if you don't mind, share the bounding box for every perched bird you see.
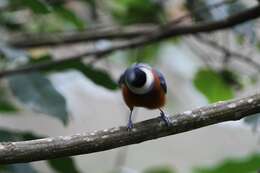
[119,63,171,129]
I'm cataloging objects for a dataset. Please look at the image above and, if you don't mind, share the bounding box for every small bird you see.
[119,63,171,129]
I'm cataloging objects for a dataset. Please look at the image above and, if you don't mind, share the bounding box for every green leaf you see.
[0,129,41,142]
[32,56,118,90]
[53,5,85,30]
[0,84,17,113]
[193,69,234,103]
[8,72,69,125]
[20,0,50,14]
[0,100,17,112]
[193,154,260,173]
[48,158,81,173]
[144,166,176,173]
[219,69,242,90]
[73,63,118,90]
[110,0,163,25]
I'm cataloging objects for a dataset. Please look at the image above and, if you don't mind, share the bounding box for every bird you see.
[118,63,171,130]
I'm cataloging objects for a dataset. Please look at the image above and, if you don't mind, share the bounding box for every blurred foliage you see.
[9,0,50,14]
[185,0,213,21]
[0,164,38,173]
[244,113,260,132]
[0,129,42,141]
[52,4,85,30]
[143,166,176,173]
[228,1,256,43]
[127,43,161,64]
[48,158,81,173]
[0,86,17,113]
[193,154,260,173]
[193,68,234,103]
[219,69,242,90]
[1,0,85,32]
[8,72,69,125]
[31,54,118,90]
[52,60,118,90]
[109,0,164,25]
[186,0,256,43]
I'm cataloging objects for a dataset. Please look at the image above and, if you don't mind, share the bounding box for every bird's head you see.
[120,63,155,94]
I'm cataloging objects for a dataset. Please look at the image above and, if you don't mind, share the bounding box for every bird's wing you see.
[155,70,167,93]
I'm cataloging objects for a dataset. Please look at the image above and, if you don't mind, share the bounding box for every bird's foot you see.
[127,120,134,131]
[160,111,172,127]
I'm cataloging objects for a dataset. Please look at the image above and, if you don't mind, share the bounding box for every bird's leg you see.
[127,108,134,130]
[159,108,171,126]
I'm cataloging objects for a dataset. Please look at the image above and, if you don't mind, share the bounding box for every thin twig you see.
[195,35,260,72]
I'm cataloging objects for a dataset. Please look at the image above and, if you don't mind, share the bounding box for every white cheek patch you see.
[128,67,154,94]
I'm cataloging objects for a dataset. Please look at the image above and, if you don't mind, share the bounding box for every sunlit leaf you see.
[193,154,260,173]
[193,69,234,103]
[8,72,69,125]
[48,158,81,173]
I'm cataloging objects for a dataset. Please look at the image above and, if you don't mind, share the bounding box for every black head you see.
[122,64,154,94]
[126,67,146,88]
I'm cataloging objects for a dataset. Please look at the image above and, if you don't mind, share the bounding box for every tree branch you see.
[9,25,156,48]
[0,93,260,164]
[0,5,260,78]
[8,0,236,48]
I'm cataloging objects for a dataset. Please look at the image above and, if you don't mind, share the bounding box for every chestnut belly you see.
[122,85,165,109]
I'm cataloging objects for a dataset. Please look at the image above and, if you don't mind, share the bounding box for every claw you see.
[159,109,172,127]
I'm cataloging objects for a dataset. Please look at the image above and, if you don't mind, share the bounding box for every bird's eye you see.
[126,67,154,94]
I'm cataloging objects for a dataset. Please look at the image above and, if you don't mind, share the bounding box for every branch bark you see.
[0,5,260,78]
[9,25,156,48]
[0,93,260,164]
